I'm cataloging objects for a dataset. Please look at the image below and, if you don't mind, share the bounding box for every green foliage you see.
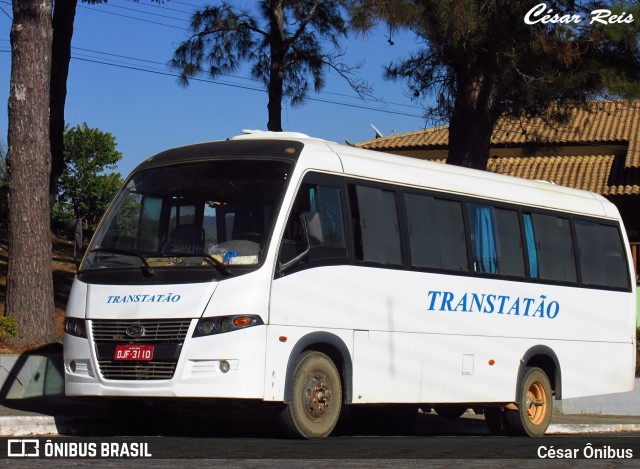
[51,199,77,239]
[0,316,18,339]
[53,123,123,238]
[383,0,639,118]
[596,1,640,98]
[349,0,640,168]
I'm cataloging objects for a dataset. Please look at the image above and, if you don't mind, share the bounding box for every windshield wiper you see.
[89,247,154,277]
[201,253,234,277]
[162,251,233,277]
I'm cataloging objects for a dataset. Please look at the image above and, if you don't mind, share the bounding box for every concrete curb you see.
[0,415,61,437]
[0,415,101,437]
[555,379,640,416]
[548,423,640,434]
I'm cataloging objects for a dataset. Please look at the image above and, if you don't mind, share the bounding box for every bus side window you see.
[524,212,576,283]
[467,203,524,277]
[574,220,629,289]
[404,193,467,272]
[351,185,402,265]
[279,183,347,266]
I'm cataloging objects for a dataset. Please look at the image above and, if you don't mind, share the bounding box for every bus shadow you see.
[54,400,491,438]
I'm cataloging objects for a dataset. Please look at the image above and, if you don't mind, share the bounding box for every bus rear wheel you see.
[505,367,552,437]
[278,351,342,439]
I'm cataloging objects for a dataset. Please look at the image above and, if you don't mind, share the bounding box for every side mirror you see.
[278,211,324,273]
[302,211,324,247]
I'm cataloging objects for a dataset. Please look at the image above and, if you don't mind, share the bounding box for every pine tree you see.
[350,0,640,169]
[6,0,56,346]
[172,0,368,131]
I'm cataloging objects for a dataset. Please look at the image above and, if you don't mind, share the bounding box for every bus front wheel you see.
[278,351,342,439]
[505,367,553,437]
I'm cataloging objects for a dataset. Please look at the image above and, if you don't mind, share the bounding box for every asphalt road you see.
[1,434,640,468]
[0,404,639,466]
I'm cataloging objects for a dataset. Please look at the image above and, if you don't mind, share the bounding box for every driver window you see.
[279,179,347,267]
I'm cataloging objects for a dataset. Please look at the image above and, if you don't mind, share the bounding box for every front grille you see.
[92,319,191,343]
[92,319,191,380]
[97,360,177,380]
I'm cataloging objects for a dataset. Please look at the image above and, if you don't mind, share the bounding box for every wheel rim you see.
[303,370,332,421]
[525,381,547,426]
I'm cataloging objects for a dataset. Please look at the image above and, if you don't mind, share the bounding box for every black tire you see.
[505,367,553,437]
[433,404,468,420]
[278,351,342,439]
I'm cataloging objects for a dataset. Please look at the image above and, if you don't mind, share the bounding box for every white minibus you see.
[64,131,637,438]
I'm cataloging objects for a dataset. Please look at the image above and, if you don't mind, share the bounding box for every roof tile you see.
[358,100,640,168]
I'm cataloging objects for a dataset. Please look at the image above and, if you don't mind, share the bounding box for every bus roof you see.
[137,131,618,220]
[323,140,615,219]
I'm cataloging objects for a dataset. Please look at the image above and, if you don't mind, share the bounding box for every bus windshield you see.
[81,159,292,273]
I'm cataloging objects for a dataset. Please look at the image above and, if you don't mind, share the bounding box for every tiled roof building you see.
[357,101,640,170]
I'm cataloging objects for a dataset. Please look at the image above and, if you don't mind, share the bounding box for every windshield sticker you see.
[107,294,181,304]
[427,290,559,319]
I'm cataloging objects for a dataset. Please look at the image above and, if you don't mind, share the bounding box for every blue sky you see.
[0,0,429,176]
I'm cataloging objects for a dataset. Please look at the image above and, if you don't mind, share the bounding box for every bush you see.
[0,316,17,339]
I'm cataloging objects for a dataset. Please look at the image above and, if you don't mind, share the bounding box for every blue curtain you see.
[472,205,498,273]
[523,213,539,278]
[309,187,317,212]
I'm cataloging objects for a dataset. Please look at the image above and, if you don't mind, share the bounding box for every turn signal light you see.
[233,316,253,327]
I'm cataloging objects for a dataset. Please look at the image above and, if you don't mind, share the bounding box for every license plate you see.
[114,344,154,361]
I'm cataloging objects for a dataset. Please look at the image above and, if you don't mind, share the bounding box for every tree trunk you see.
[50,0,78,212]
[447,108,495,170]
[267,63,285,132]
[6,0,56,347]
[266,0,285,132]
[446,68,499,170]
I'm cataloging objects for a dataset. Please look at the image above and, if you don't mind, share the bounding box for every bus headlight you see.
[193,315,264,337]
[63,318,87,338]
[197,318,216,336]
